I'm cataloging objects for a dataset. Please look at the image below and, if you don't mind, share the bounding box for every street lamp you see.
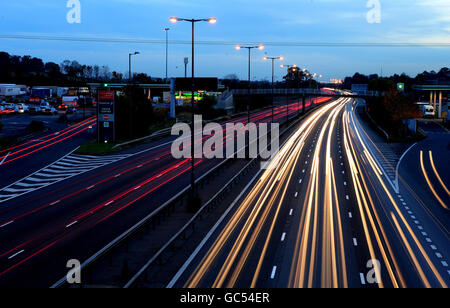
[281,64,297,122]
[163,28,170,82]
[129,51,140,82]
[170,16,216,203]
[235,44,264,125]
[263,56,283,123]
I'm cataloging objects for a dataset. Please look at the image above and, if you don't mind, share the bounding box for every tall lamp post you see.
[235,44,264,125]
[163,28,170,82]
[263,56,284,123]
[170,16,216,201]
[280,64,297,123]
[129,51,140,82]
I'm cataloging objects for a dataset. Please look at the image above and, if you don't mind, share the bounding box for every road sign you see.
[97,90,116,143]
[174,78,218,92]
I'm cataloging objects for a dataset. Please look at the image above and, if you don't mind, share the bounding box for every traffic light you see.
[397,83,405,91]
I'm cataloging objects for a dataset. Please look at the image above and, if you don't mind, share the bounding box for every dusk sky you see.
[1,0,449,81]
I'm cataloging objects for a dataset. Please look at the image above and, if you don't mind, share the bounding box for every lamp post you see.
[128,51,140,138]
[163,28,170,82]
[170,16,216,201]
[235,44,264,125]
[280,64,297,123]
[128,51,140,82]
[263,56,284,123]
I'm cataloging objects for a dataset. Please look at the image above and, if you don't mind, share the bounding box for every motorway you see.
[0,97,326,287]
[167,98,449,288]
[0,115,97,186]
[1,95,448,288]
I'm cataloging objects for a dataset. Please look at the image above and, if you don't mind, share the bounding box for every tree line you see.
[0,51,162,86]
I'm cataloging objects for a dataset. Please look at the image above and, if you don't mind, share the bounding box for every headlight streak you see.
[184,100,341,288]
[344,102,447,288]
[0,100,331,280]
[420,151,448,210]
[343,107,400,288]
[289,99,348,288]
[428,151,450,197]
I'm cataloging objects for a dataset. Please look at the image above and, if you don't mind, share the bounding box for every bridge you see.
[229,88,379,98]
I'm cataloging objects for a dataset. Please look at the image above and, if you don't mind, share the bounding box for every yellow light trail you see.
[420,151,448,210]
[185,100,342,288]
[345,103,447,288]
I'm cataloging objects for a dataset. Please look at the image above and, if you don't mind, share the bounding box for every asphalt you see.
[0,98,324,287]
[166,98,450,288]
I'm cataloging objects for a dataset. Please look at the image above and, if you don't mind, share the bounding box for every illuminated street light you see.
[264,55,284,122]
[170,16,216,203]
[235,44,265,124]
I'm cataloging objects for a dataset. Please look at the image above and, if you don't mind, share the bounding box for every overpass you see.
[229,88,379,98]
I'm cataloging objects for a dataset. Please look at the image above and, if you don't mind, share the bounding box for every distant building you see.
[0,84,28,97]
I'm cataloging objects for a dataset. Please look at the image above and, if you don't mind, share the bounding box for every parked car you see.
[58,104,77,114]
[1,102,17,113]
[28,105,41,114]
[42,106,58,115]
[16,103,28,113]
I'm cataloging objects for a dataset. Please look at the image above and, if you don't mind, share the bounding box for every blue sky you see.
[1,0,449,81]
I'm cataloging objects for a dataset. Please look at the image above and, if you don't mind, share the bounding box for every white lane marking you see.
[0,152,11,166]
[299,179,302,184]
[86,185,95,190]
[431,245,437,250]
[270,266,277,279]
[8,249,25,260]
[436,253,442,259]
[346,195,349,200]
[281,233,286,242]
[294,192,298,198]
[134,186,142,190]
[50,200,61,206]
[115,174,121,178]
[66,221,78,228]
[105,201,114,206]
[353,238,358,246]
[442,261,448,267]
[426,238,432,243]
[348,212,352,218]
[395,142,418,192]
[302,169,305,173]
[0,220,14,228]
[360,273,366,285]
[167,167,263,288]
[289,209,293,216]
